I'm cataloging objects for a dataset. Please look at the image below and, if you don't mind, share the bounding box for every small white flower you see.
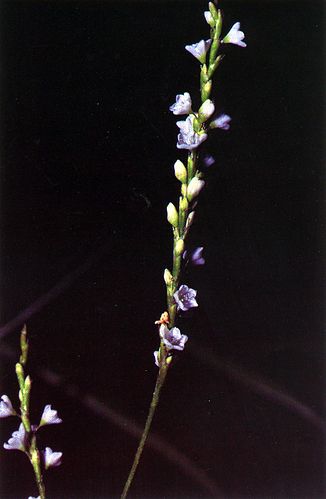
[223,22,246,48]
[43,446,62,469]
[169,92,192,115]
[39,405,62,427]
[0,395,15,418]
[185,39,212,63]
[28,496,40,499]
[204,11,214,27]
[4,423,27,451]
[210,113,232,130]
[176,115,207,151]
[159,325,188,351]
[187,177,205,201]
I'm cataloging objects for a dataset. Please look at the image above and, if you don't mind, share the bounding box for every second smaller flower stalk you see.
[2,326,63,499]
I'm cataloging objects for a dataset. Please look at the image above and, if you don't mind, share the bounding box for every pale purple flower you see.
[159,325,188,351]
[184,247,205,266]
[169,92,192,115]
[174,284,198,311]
[0,395,15,418]
[4,423,27,451]
[185,39,212,63]
[210,113,232,130]
[223,22,246,48]
[203,154,215,167]
[39,405,62,427]
[43,446,62,469]
[177,115,207,151]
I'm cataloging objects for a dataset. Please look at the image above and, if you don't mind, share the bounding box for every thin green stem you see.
[120,363,169,498]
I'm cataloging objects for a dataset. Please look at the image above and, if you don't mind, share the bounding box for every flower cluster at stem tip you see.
[155,2,246,367]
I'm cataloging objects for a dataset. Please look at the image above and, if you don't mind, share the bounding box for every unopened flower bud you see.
[174,160,187,183]
[204,10,215,28]
[179,196,188,212]
[185,211,195,230]
[201,80,212,101]
[167,202,179,227]
[164,269,173,286]
[175,239,185,256]
[198,99,215,122]
[187,177,205,201]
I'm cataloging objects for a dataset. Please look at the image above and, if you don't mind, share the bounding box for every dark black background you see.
[0,1,324,498]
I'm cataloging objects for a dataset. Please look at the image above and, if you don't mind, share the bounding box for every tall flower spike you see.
[176,115,207,151]
[169,92,192,115]
[223,22,246,48]
[4,423,27,451]
[43,447,63,469]
[39,404,62,427]
[159,324,188,351]
[0,395,15,418]
[174,284,198,311]
[185,39,212,63]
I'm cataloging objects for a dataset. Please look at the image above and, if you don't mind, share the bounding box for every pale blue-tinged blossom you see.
[4,423,27,451]
[39,405,62,427]
[176,115,208,151]
[43,446,63,469]
[223,22,246,48]
[169,92,192,115]
[185,39,212,63]
[0,395,15,418]
[159,324,188,351]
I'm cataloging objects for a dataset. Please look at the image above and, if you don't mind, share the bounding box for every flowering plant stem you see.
[120,364,169,499]
[16,326,47,499]
[120,2,245,496]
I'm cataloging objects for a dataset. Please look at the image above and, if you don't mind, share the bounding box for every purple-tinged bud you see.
[204,10,214,28]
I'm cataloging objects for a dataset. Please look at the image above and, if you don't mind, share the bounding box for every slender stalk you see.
[120,363,169,499]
